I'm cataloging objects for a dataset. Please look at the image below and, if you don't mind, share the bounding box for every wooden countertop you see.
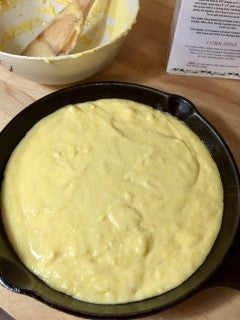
[0,0,240,319]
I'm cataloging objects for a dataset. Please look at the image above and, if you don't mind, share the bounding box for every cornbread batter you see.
[0,18,46,52]
[0,0,18,13]
[1,99,223,304]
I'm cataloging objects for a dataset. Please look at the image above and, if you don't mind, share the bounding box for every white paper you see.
[167,0,240,79]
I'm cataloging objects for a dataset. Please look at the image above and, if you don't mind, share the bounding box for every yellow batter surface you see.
[1,99,223,304]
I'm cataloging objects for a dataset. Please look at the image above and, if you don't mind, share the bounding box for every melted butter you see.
[104,0,131,38]
[73,0,114,53]
[0,18,46,51]
[1,99,223,304]
[39,2,56,17]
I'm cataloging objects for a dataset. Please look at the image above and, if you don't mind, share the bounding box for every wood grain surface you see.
[0,0,240,319]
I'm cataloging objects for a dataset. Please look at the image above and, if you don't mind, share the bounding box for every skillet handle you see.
[202,229,240,290]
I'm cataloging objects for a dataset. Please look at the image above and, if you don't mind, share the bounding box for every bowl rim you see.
[0,0,140,61]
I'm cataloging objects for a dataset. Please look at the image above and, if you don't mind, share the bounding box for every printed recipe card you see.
[167,0,240,79]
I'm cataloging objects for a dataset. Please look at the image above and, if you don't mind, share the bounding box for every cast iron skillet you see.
[0,82,239,319]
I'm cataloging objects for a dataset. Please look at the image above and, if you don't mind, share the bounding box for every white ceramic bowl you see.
[0,0,139,84]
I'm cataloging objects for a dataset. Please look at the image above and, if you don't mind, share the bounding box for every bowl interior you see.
[0,0,139,56]
[0,82,239,319]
